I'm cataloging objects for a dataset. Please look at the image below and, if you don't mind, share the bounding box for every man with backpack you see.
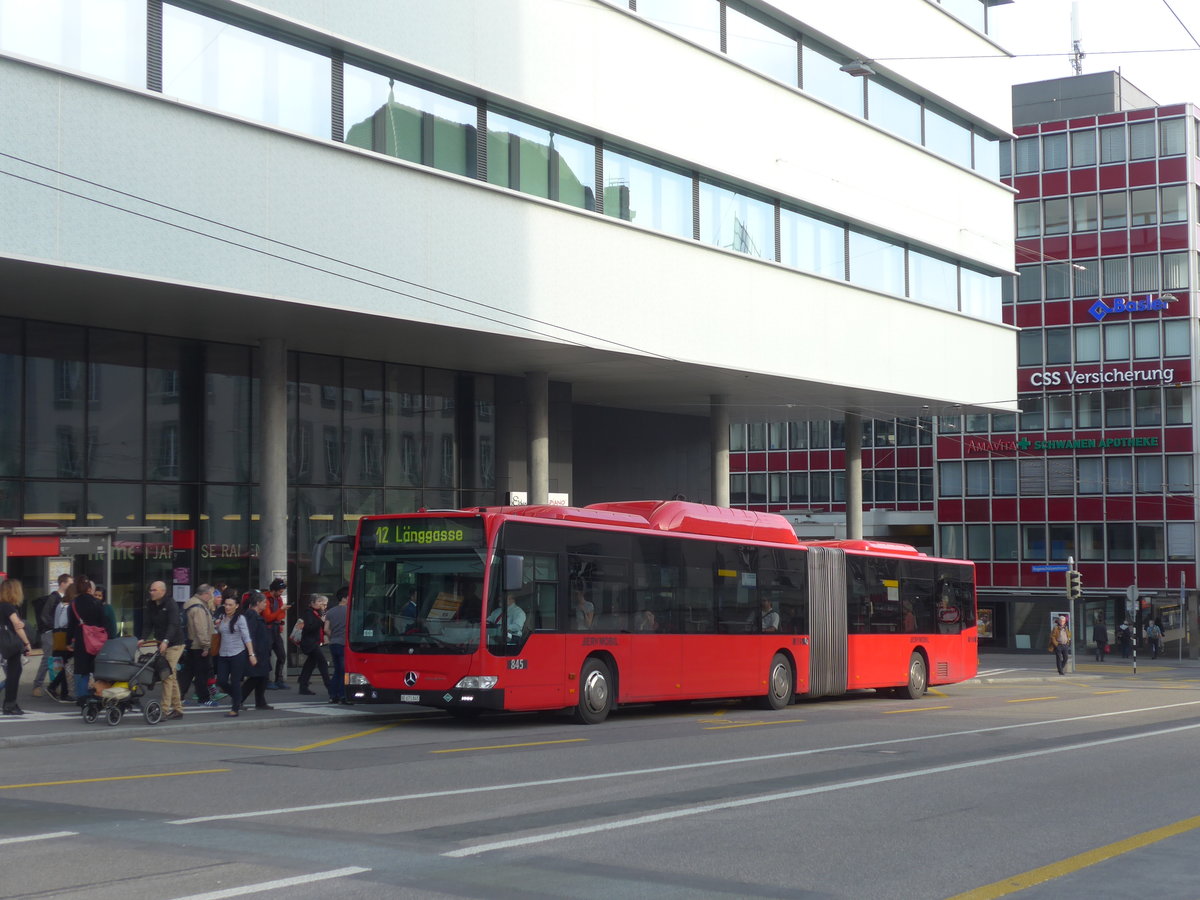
[31,574,71,698]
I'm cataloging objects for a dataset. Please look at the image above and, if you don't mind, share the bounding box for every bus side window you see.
[532,583,557,631]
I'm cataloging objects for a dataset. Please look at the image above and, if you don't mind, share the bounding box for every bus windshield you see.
[349,550,486,655]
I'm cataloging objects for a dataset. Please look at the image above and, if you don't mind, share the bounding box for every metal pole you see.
[1068,556,1076,674]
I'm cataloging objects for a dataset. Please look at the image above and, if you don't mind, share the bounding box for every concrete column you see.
[260,337,288,586]
[526,371,549,506]
[844,410,862,540]
[711,395,730,507]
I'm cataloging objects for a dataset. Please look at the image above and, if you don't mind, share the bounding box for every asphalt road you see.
[3,659,1200,899]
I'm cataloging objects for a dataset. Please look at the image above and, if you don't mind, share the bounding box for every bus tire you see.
[761,653,794,710]
[573,658,613,724]
[897,652,927,699]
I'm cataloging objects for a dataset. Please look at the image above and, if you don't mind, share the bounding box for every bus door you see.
[488,551,564,710]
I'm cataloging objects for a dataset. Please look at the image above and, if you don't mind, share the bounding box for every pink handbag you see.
[71,601,109,655]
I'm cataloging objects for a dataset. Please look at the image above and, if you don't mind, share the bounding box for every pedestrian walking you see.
[240,591,274,711]
[1049,615,1071,675]
[1146,619,1163,659]
[261,579,290,690]
[324,586,349,704]
[179,585,216,707]
[214,594,257,717]
[1092,615,1108,662]
[139,581,185,719]
[1118,619,1133,658]
[0,578,33,716]
[31,573,70,697]
[67,577,107,703]
[297,594,331,698]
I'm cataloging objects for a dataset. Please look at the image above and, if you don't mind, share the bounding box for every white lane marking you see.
[0,831,78,845]
[976,668,1025,676]
[445,721,1200,857]
[168,867,370,900]
[167,698,1200,826]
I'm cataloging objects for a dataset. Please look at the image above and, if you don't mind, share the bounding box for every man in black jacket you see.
[140,581,186,719]
[31,573,71,698]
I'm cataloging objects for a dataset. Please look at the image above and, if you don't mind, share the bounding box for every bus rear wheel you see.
[896,652,927,699]
[573,658,613,724]
[760,653,794,710]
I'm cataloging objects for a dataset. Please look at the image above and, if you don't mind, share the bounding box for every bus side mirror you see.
[312,534,354,576]
[504,555,524,592]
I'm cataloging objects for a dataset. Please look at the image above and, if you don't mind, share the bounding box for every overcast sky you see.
[988,0,1200,108]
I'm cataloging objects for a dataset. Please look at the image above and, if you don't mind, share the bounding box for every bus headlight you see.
[347,673,372,686]
[454,676,498,690]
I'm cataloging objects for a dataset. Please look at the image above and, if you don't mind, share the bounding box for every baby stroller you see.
[81,637,166,726]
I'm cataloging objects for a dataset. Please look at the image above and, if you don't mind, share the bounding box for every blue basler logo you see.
[1089,295,1168,322]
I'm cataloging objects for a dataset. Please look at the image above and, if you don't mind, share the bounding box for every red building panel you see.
[767,451,787,470]
[1158,156,1187,182]
[1019,498,1046,520]
[1039,121,1068,132]
[1105,497,1134,520]
[1097,112,1124,125]
[1128,228,1158,253]
[1071,232,1099,258]
[1157,105,1186,117]
[991,498,1018,520]
[1098,165,1126,189]
[1162,428,1192,452]
[1106,563,1136,587]
[963,499,989,520]
[1069,168,1097,193]
[1013,174,1040,197]
[810,450,829,469]
[1068,117,1098,128]
[829,450,844,469]
[918,447,932,467]
[1043,235,1069,257]
[787,451,808,469]
[938,499,963,521]
[1136,496,1164,520]
[1100,230,1129,254]
[1159,224,1187,251]
[1136,564,1165,588]
[1075,497,1105,519]
[991,563,1019,587]
[1127,160,1157,186]
[1015,304,1043,327]
[895,448,917,467]
[1042,301,1072,325]
[729,455,747,473]
[1166,498,1196,520]
[745,452,766,470]
[973,563,992,585]
[1041,171,1068,196]
[1126,109,1155,120]
[1047,497,1075,520]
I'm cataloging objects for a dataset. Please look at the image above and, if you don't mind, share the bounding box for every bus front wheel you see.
[573,658,613,724]
[760,653,794,710]
[896,652,928,699]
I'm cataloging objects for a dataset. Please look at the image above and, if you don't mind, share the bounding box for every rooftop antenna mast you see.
[1070,1,1085,75]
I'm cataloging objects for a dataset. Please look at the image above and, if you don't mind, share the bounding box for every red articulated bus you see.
[315,500,977,723]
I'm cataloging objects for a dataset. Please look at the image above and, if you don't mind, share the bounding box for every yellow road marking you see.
[881,706,950,714]
[704,719,806,730]
[946,813,1200,899]
[1094,689,1130,694]
[431,738,587,754]
[0,769,228,790]
[927,688,948,698]
[292,724,399,752]
[1006,697,1057,703]
[136,724,401,753]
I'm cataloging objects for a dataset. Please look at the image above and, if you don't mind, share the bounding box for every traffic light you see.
[1066,569,1083,601]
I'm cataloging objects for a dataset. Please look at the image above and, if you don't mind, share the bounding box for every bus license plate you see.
[400,693,419,702]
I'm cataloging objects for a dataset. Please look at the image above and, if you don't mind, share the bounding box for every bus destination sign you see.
[361,517,483,550]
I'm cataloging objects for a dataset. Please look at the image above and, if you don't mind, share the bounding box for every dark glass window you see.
[25,321,85,479]
[0,317,21,477]
[487,110,596,210]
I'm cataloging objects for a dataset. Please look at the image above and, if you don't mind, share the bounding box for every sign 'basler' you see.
[1088,295,1169,322]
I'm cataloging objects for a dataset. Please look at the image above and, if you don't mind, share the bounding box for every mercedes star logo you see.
[404,671,419,687]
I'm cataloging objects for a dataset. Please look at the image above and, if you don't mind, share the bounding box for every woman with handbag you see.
[67,578,107,703]
[0,578,33,715]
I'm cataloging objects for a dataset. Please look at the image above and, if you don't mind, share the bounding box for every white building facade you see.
[0,0,1017,621]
